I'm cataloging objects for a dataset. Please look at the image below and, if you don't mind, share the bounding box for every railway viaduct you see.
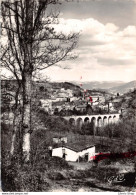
[63,113,121,127]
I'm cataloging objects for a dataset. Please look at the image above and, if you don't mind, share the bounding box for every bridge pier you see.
[103,117,108,126]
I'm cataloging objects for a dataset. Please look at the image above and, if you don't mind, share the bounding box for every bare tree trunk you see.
[21,0,33,162]
[10,83,21,156]
[22,73,32,162]
[10,115,18,155]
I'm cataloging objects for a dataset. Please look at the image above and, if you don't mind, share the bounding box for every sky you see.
[44,0,136,82]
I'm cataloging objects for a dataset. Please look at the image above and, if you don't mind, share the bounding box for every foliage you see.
[2,163,50,192]
[1,120,72,192]
[80,123,94,135]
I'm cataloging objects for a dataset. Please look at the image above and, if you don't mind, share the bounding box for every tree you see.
[86,104,93,115]
[1,0,79,162]
[1,79,22,157]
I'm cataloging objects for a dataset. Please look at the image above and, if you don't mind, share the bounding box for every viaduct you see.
[63,113,121,128]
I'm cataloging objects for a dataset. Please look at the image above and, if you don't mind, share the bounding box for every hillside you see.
[111,89,136,118]
[73,80,136,95]
[1,80,111,99]
[122,89,136,118]
[109,80,136,94]
[73,81,126,90]
[51,82,81,91]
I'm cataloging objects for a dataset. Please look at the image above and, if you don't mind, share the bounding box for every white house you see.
[66,89,73,97]
[53,137,67,144]
[92,101,99,106]
[70,97,79,102]
[40,99,52,112]
[52,145,95,162]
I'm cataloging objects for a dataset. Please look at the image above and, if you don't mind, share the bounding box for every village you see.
[35,80,123,116]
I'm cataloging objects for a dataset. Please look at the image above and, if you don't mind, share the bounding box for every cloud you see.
[97,57,135,66]
[44,17,136,82]
[59,0,136,29]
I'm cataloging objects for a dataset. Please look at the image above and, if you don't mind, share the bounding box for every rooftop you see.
[53,144,95,152]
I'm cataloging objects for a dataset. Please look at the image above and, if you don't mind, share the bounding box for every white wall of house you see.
[93,101,99,106]
[70,97,78,101]
[78,146,95,161]
[52,146,95,162]
[52,147,79,162]
[56,97,67,101]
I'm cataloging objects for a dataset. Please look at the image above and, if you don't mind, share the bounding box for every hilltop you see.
[109,80,136,94]
[1,79,111,99]
[73,81,126,90]
[73,80,136,95]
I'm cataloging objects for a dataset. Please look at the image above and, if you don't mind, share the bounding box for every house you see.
[66,89,73,97]
[57,92,68,98]
[112,98,122,103]
[52,145,95,162]
[92,101,99,106]
[40,99,52,112]
[75,104,86,112]
[56,97,67,102]
[70,97,79,102]
[124,96,132,101]
[53,137,67,144]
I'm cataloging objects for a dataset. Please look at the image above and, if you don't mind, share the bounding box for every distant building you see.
[112,98,122,103]
[70,97,79,102]
[40,99,52,112]
[92,101,99,106]
[53,137,67,144]
[124,96,132,101]
[55,97,67,102]
[85,95,105,104]
[66,89,73,97]
[75,104,86,112]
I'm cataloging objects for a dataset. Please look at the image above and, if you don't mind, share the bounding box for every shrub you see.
[2,164,49,192]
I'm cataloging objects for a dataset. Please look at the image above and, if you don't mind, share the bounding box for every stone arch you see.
[91,117,96,124]
[108,116,112,124]
[84,117,90,124]
[113,115,117,123]
[103,116,108,126]
[69,118,76,126]
[97,116,103,127]
[76,117,83,129]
